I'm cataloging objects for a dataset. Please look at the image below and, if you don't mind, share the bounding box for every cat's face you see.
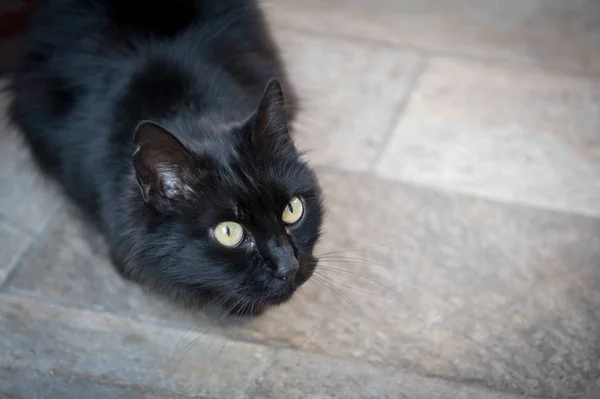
[130,80,323,313]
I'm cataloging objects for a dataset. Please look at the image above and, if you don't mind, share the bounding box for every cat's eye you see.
[282,196,304,225]
[214,221,244,248]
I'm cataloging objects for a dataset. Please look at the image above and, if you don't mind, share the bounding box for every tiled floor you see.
[1,1,600,398]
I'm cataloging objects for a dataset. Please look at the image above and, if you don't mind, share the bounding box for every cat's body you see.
[8,0,323,315]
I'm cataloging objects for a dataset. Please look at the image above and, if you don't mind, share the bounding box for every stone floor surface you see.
[1,0,600,398]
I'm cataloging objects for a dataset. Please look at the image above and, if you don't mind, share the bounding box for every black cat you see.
[8,0,324,316]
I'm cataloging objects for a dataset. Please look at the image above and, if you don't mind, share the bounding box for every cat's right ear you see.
[251,78,295,152]
[132,121,200,213]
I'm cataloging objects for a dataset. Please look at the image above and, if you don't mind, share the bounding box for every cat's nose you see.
[266,234,299,282]
[274,258,299,281]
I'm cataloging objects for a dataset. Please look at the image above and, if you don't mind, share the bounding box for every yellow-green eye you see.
[214,221,244,248]
[282,196,304,225]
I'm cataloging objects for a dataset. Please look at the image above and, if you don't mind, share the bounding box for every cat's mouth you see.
[230,257,317,308]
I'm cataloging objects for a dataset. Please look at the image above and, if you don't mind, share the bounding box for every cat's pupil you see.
[287,203,294,213]
[225,226,231,237]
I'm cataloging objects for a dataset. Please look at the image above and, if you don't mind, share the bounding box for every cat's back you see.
[10,0,291,155]
[8,0,294,219]
[12,0,275,93]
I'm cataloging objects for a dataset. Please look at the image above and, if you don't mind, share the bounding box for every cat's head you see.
[128,79,323,313]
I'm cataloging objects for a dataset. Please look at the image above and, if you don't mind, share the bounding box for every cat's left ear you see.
[252,78,295,151]
[132,121,201,213]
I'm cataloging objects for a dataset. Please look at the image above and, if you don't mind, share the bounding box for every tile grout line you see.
[313,164,600,221]
[3,364,201,399]
[368,55,429,173]
[0,215,39,286]
[271,25,600,80]
[0,213,38,239]
[0,204,64,291]
[0,231,33,287]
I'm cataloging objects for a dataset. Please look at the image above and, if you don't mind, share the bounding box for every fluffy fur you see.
[8,0,324,315]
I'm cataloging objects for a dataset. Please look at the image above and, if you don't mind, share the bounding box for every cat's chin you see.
[224,302,268,318]
[218,294,293,318]
[261,290,296,307]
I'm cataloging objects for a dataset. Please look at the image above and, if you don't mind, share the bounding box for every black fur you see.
[8,0,323,316]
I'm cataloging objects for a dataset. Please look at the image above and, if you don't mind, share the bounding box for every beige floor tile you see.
[225,171,600,397]
[375,58,600,215]
[0,294,270,398]
[0,294,530,399]
[263,0,600,74]
[7,169,599,397]
[275,31,423,171]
